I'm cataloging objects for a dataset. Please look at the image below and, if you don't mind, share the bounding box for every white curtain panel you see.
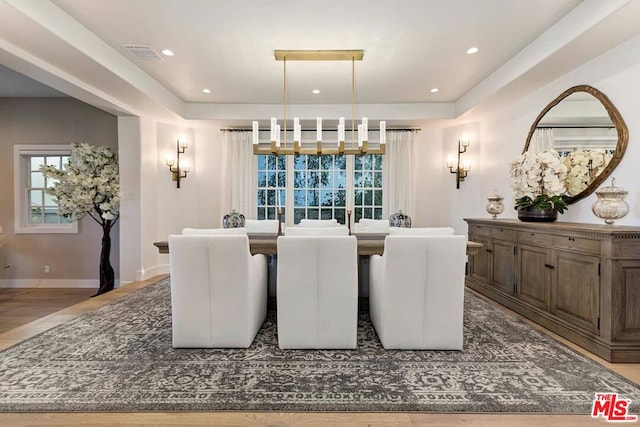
[383,130,417,219]
[220,131,257,220]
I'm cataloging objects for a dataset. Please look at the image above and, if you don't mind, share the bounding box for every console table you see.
[153,233,483,256]
[465,218,640,362]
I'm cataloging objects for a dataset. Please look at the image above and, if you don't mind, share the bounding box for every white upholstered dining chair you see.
[245,219,279,234]
[369,234,467,350]
[168,234,267,348]
[276,235,358,349]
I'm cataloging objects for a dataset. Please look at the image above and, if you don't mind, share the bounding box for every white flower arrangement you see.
[562,149,612,196]
[509,149,569,212]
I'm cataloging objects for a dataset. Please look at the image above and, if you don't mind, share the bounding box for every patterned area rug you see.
[1,278,639,413]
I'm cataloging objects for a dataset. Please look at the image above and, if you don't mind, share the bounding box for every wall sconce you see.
[166,139,190,188]
[447,135,471,189]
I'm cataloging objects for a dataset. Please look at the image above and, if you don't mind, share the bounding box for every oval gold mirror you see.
[523,85,628,204]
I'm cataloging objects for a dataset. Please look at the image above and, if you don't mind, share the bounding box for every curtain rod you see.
[220,128,421,132]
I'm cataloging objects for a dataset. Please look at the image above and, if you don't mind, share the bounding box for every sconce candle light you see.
[447,135,471,189]
[166,139,190,188]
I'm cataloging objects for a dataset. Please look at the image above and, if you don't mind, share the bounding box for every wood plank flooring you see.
[0,275,637,427]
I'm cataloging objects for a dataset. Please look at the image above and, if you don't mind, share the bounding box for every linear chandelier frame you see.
[252,49,386,156]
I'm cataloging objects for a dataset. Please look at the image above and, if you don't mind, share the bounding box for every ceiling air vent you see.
[121,44,164,61]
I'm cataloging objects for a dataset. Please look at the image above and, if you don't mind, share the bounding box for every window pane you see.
[257,207,265,219]
[257,190,265,205]
[29,206,43,224]
[374,171,382,187]
[294,154,305,170]
[31,157,45,171]
[354,156,362,170]
[335,171,346,189]
[307,208,319,219]
[277,156,286,170]
[308,155,319,170]
[320,171,332,188]
[334,208,346,224]
[30,171,45,188]
[336,190,346,207]
[364,190,373,205]
[307,171,318,187]
[294,171,306,187]
[44,207,60,224]
[258,155,266,170]
[354,189,363,205]
[46,157,60,168]
[46,177,58,188]
[374,208,383,219]
[44,192,57,206]
[294,208,305,224]
[267,156,276,169]
[374,189,382,205]
[277,172,286,187]
[307,190,319,207]
[355,208,363,223]
[267,207,276,219]
[320,190,333,207]
[267,189,276,205]
[373,155,383,170]
[354,171,362,187]
[320,156,332,170]
[29,189,43,206]
[335,154,346,170]
[320,209,333,219]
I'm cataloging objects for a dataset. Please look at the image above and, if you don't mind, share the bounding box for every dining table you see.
[153,233,483,256]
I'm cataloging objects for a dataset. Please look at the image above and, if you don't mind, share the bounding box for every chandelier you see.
[252,49,386,156]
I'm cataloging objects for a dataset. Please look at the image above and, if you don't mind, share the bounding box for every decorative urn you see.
[389,209,412,228]
[591,178,629,225]
[486,190,505,219]
[223,209,246,228]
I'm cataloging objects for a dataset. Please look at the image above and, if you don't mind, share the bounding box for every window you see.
[353,154,383,222]
[294,154,347,224]
[256,153,383,225]
[14,145,77,234]
[257,154,286,221]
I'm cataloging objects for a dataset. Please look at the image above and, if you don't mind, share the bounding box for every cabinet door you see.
[517,243,550,310]
[550,251,600,334]
[491,239,515,295]
[468,234,490,285]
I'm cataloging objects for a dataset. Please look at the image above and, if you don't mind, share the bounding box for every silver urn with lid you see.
[486,190,505,219]
[591,178,629,225]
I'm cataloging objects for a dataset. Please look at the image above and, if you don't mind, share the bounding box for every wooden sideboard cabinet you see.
[465,218,640,362]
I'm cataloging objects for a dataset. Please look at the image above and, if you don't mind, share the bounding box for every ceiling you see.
[1,0,640,125]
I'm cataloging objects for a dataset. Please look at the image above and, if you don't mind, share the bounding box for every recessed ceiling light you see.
[466,47,479,55]
[312,89,320,94]
[430,88,439,93]
[161,49,174,57]
[202,88,211,94]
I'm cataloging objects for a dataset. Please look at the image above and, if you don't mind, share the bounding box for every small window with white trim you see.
[14,145,78,234]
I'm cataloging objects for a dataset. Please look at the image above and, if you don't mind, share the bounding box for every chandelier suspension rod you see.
[283,57,287,149]
[351,56,355,149]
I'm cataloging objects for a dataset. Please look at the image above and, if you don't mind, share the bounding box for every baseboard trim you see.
[135,264,169,282]
[0,279,99,288]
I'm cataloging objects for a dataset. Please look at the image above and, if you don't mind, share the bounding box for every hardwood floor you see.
[0,275,637,427]
[0,287,95,333]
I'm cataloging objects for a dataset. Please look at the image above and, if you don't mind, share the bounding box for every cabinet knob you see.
[486,249,493,253]
[545,263,555,269]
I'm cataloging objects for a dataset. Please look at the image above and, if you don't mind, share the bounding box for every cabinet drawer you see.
[552,235,600,255]
[469,224,490,237]
[491,227,516,241]
[518,231,552,246]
